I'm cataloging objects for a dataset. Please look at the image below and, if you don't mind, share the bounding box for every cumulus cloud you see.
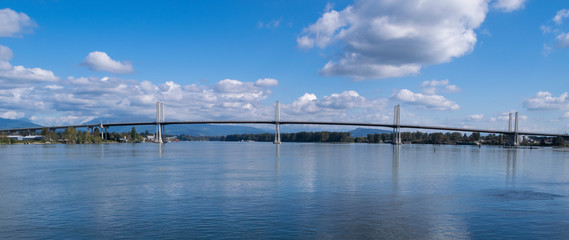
[492,0,526,12]
[542,9,569,50]
[81,51,134,74]
[556,33,569,48]
[492,111,527,122]
[0,75,284,125]
[391,89,460,111]
[466,114,484,121]
[0,8,36,37]
[0,110,25,119]
[421,79,461,95]
[0,44,13,60]
[553,9,569,25]
[0,65,58,82]
[283,90,388,122]
[0,45,58,88]
[255,78,278,87]
[298,0,503,80]
[523,91,569,110]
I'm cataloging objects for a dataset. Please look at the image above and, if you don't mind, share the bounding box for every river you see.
[1,142,568,239]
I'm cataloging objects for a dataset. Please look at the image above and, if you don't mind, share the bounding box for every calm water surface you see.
[1,142,569,239]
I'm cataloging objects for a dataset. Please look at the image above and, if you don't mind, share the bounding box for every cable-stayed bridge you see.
[1,102,567,145]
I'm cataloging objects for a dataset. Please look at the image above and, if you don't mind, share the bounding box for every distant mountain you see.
[85,118,270,136]
[0,118,43,130]
[165,124,270,136]
[349,128,392,137]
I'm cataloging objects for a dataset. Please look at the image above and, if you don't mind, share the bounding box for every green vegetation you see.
[1,126,153,144]
[0,135,14,144]
[193,131,567,146]
[1,127,567,147]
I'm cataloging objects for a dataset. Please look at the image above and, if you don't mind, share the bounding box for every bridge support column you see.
[507,112,520,147]
[156,102,164,143]
[514,112,520,146]
[99,121,104,139]
[274,101,281,144]
[393,104,402,145]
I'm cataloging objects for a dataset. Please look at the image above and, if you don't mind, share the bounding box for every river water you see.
[0,142,568,239]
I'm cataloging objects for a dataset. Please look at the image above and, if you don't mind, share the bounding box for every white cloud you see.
[492,0,526,12]
[542,9,569,50]
[487,112,526,124]
[2,75,282,125]
[255,78,279,87]
[284,91,387,122]
[466,114,484,121]
[0,8,36,37]
[563,112,569,119]
[421,79,461,95]
[0,44,13,61]
[391,89,460,111]
[444,85,461,93]
[298,0,496,80]
[422,79,449,87]
[0,110,25,119]
[81,51,134,74]
[0,64,58,82]
[0,45,58,88]
[556,32,569,48]
[553,9,569,25]
[523,91,569,110]
[45,85,63,90]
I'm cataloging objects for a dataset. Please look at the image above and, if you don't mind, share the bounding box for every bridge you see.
[1,102,567,146]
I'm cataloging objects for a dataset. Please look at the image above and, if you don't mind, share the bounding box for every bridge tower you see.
[99,120,104,139]
[514,112,520,146]
[156,102,164,143]
[393,104,402,145]
[274,101,281,144]
[507,112,520,146]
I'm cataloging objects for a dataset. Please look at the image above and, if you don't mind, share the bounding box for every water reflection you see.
[392,145,400,195]
[2,143,569,239]
[506,150,517,185]
[275,144,280,188]
[157,143,163,158]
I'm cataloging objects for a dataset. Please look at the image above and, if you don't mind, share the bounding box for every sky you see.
[1,0,569,133]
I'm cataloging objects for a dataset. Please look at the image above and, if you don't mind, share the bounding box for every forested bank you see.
[203,131,566,146]
[3,127,566,147]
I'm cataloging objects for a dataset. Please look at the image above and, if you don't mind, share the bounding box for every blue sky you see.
[1,0,569,133]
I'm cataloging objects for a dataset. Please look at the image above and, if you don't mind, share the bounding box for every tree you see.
[63,127,77,144]
[553,136,565,146]
[470,132,481,142]
[130,127,143,142]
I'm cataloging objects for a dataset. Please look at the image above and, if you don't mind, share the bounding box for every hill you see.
[349,128,392,137]
[87,118,270,136]
[0,118,43,130]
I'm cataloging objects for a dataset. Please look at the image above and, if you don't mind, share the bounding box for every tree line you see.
[1,127,147,144]
[2,127,566,146]
[204,131,566,146]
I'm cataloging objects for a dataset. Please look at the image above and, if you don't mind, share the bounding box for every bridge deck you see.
[1,120,567,137]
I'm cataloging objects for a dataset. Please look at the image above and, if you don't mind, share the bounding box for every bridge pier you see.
[393,104,402,145]
[274,101,281,144]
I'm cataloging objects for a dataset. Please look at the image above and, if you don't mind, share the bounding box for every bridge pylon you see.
[507,112,520,147]
[393,104,402,145]
[156,102,164,143]
[274,101,281,144]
